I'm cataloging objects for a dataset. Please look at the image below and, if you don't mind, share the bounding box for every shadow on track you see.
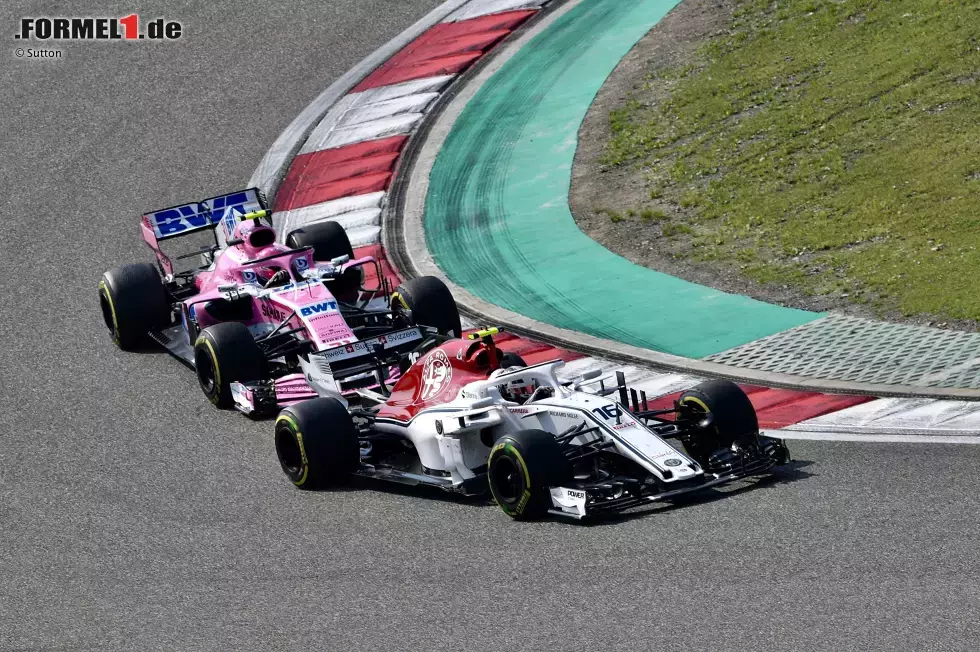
[577,460,816,527]
[299,460,816,524]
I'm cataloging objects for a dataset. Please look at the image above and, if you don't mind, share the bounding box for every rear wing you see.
[140,188,268,275]
[308,327,456,397]
[316,327,428,375]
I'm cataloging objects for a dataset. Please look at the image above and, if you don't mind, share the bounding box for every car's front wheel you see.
[487,429,572,520]
[677,379,759,467]
[275,398,360,489]
[193,322,266,408]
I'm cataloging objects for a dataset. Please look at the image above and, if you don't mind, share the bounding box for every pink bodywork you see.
[189,250,360,349]
[183,220,399,407]
[182,219,373,351]
[143,215,397,412]
[232,372,319,410]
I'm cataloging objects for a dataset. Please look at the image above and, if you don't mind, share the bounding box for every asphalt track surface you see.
[2,1,980,650]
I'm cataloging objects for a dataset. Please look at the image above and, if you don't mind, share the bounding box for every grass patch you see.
[601,0,980,320]
[641,207,667,221]
[663,222,695,237]
[679,190,701,208]
[597,207,626,223]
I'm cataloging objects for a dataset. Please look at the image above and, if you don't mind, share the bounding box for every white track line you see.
[300,78,454,155]
[309,113,424,152]
[346,225,384,248]
[782,397,980,437]
[249,0,470,198]
[776,431,980,445]
[276,192,385,240]
[444,0,548,21]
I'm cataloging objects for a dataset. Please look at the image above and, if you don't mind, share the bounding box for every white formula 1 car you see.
[274,328,791,520]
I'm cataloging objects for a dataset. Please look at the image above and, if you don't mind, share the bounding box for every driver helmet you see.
[255,265,288,287]
[489,367,537,404]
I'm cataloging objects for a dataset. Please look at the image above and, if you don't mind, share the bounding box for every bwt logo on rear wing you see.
[142,188,266,241]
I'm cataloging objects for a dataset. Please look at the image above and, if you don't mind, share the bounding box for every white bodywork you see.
[371,360,703,511]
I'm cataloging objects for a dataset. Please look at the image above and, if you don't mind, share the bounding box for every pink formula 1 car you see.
[98,188,461,414]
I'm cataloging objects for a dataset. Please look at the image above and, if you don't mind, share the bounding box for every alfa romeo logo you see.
[419,349,452,402]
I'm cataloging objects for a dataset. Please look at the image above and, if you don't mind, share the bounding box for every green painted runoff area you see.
[424,0,821,358]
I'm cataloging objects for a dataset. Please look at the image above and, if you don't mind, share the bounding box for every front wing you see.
[548,436,789,520]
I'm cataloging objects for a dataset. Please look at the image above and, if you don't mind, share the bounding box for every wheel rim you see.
[679,397,707,418]
[679,397,715,432]
[195,348,217,394]
[680,396,728,463]
[275,424,303,478]
[489,455,523,504]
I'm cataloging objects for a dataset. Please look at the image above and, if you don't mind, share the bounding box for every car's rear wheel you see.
[285,221,360,297]
[499,352,527,369]
[98,263,170,350]
[678,379,759,467]
[193,322,266,408]
[275,398,360,489]
[488,429,572,520]
[394,276,462,337]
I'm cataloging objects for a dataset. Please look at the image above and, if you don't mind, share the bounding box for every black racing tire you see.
[488,429,572,520]
[98,263,170,350]
[193,322,267,408]
[275,398,359,489]
[499,352,527,369]
[285,221,360,297]
[678,379,759,465]
[395,276,462,337]
[285,220,354,260]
